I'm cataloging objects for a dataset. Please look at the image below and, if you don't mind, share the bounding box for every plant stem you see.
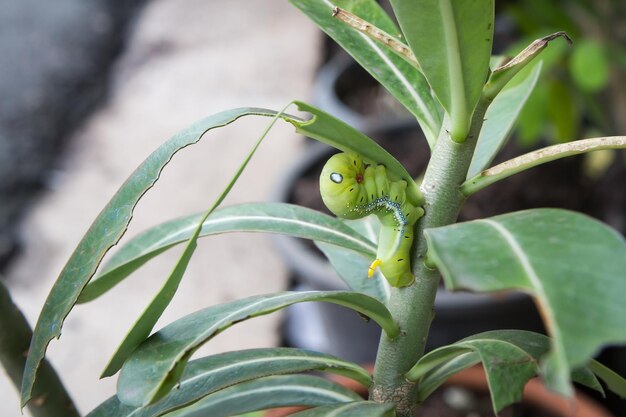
[0,282,80,417]
[370,96,492,417]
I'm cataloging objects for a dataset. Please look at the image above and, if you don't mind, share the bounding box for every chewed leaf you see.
[100,107,288,377]
[425,209,626,396]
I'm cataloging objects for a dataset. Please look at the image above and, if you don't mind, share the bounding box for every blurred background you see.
[0,0,624,416]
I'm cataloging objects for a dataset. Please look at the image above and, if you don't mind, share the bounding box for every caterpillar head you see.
[320,152,367,219]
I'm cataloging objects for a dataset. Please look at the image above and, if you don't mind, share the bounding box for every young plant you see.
[10,1,626,416]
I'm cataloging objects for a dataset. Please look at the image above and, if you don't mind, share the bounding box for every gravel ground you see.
[1,0,321,414]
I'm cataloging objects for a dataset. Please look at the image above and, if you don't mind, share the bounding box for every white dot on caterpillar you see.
[330,173,343,184]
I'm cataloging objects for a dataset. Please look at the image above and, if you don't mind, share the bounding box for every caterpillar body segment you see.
[320,152,424,287]
[376,224,415,287]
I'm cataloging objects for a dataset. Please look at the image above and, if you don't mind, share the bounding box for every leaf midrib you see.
[478,219,567,378]
[99,213,377,278]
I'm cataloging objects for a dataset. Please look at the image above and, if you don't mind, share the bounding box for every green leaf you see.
[88,348,370,417]
[570,39,610,93]
[415,352,481,402]
[462,136,626,196]
[290,401,396,417]
[19,107,287,407]
[468,62,542,178]
[290,0,442,145]
[162,375,361,417]
[389,0,494,141]
[79,203,376,303]
[292,101,423,205]
[407,330,604,412]
[588,360,626,399]
[425,209,626,396]
[117,291,398,406]
[101,108,288,378]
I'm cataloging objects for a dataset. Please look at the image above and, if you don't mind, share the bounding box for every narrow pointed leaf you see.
[19,107,287,407]
[425,209,626,396]
[290,401,396,417]
[290,0,442,144]
[408,330,604,412]
[163,375,361,417]
[484,32,570,99]
[389,0,494,141]
[588,361,626,398]
[468,63,542,178]
[89,348,370,417]
[416,352,481,401]
[79,203,376,303]
[117,291,398,406]
[462,136,626,196]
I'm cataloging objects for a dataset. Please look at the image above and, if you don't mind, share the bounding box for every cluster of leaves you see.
[16,0,626,416]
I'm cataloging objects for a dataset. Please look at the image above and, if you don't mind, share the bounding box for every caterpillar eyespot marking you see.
[330,173,343,184]
[320,152,424,287]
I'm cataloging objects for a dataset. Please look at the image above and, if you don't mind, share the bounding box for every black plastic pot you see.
[272,141,544,364]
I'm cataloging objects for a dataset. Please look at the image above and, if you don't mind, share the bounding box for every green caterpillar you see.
[320,152,424,287]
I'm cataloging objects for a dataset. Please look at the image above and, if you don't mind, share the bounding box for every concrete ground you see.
[1,0,321,415]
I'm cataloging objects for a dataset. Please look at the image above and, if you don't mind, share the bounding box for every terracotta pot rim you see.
[448,366,613,417]
[265,365,613,417]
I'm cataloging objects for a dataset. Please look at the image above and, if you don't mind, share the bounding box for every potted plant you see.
[5,1,626,417]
